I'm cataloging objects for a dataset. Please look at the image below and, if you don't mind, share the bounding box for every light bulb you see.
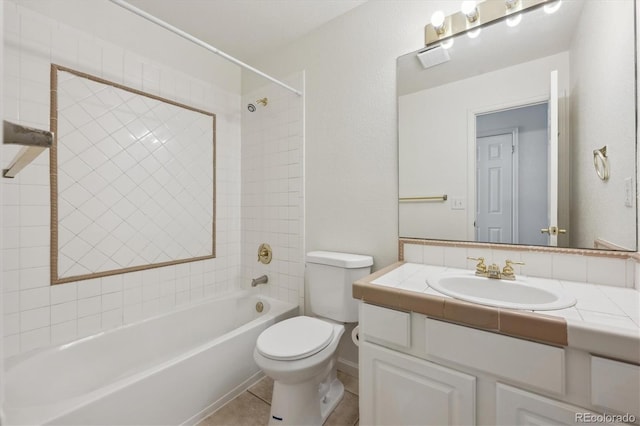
[431,10,446,31]
[544,0,562,14]
[461,1,476,14]
[461,1,479,22]
[506,13,522,27]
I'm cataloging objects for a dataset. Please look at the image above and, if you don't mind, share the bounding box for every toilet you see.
[254,251,373,425]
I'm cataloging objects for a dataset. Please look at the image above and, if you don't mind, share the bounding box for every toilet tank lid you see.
[306,251,373,268]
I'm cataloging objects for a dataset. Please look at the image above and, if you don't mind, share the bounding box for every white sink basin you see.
[427,272,577,311]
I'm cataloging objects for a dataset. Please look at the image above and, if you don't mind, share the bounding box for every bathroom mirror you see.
[398,0,637,251]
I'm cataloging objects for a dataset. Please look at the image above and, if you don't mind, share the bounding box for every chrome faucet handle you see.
[467,256,487,275]
[502,259,525,279]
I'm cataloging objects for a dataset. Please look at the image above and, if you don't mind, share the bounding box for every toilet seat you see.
[256,316,335,361]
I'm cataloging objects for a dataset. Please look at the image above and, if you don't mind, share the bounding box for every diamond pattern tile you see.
[55,69,214,279]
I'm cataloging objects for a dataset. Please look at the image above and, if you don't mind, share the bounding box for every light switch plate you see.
[452,197,466,210]
[624,177,634,207]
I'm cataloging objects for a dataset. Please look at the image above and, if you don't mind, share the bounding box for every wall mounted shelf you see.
[3,120,53,178]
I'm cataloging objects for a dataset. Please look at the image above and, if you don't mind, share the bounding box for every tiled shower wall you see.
[241,75,305,310]
[2,2,242,357]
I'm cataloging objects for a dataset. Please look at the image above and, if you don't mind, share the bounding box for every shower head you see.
[247,97,268,112]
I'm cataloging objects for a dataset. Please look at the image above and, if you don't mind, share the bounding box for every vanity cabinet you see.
[359,303,639,425]
[496,384,626,426]
[360,342,475,426]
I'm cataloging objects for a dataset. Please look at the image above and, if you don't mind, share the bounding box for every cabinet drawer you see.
[591,356,640,418]
[360,303,411,348]
[425,318,565,394]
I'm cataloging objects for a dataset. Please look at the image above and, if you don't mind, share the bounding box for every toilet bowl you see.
[254,316,345,425]
[253,251,373,426]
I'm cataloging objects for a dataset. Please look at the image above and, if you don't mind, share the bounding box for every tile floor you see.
[198,371,359,426]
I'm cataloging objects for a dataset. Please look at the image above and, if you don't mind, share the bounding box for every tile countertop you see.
[353,262,640,364]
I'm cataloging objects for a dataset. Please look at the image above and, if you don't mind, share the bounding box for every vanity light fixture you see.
[461,1,479,23]
[424,0,547,46]
[505,0,519,10]
[431,10,447,35]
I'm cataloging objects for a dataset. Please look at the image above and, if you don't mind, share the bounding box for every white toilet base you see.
[268,377,344,426]
[320,378,345,422]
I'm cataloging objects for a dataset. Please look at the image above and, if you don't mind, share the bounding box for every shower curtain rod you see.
[108,0,303,97]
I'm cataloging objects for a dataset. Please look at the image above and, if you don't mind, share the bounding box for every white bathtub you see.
[4,291,297,425]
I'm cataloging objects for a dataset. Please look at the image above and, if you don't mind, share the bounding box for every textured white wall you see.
[241,0,639,370]
[2,0,242,357]
[242,0,459,372]
[569,0,636,250]
[243,1,460,270]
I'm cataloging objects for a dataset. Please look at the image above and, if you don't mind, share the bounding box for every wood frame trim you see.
[399,238,638,261]
[50,64,216,285]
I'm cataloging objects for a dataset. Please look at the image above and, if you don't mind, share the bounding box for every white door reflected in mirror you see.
[476,131,516,244]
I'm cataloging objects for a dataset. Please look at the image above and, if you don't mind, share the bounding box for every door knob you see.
[541,226,567,236]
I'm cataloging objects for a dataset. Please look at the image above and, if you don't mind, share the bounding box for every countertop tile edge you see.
[354,262,640,363]
[566,318,640,364]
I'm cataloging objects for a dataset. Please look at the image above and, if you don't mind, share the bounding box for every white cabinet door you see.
[360,341,476,425]
[496,384,627,425]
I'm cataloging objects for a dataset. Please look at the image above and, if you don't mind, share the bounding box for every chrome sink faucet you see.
[467,257,525,280]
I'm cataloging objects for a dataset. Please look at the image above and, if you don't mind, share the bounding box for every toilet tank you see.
[306,251,373,323]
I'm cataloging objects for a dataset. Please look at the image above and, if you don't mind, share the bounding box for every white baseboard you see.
[337,357,359,378]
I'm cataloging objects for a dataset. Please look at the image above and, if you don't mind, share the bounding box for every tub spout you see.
[251,275,268,287]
